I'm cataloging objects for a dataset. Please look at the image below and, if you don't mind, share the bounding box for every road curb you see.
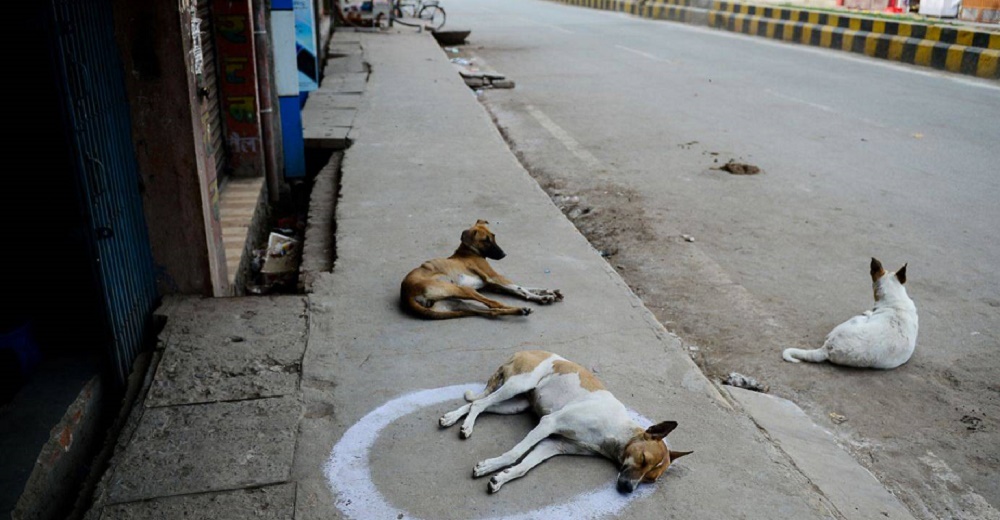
[549,0,1000,79]
[724,387,915,520]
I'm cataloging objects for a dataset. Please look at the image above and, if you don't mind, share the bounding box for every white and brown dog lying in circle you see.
[401,220,563,319]
[440,350,692,493]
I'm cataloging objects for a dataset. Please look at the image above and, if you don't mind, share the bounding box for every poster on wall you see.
[294,0,318,92]
[214,0,264,177]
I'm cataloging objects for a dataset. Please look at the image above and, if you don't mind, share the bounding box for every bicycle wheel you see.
[418,4,446,31]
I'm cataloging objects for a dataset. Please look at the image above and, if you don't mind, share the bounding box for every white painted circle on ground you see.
[325,384,657,520]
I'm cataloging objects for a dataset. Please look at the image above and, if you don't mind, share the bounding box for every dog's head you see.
[461,220,506,260]
[870,257,907,301]
[617,421,692,494]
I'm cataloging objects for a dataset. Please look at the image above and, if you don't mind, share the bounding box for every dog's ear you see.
[896,264,907,285]
[669,450,693,461]
[870,258,885,282]
[461,229,475,249]
[476,219,489,226]
[645,421,678,440]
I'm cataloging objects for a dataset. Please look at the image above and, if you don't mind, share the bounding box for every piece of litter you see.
[261,232,299,276]
[960,415,983,431]
[445,47,459,53]
[722,372,769,393]
[718,160,761,175]
[463,77,485,88]
[688,345,699,352]
[912,133,924,139]
[829,412,848,424]
[681,234,695,242]
[245,284,272,295]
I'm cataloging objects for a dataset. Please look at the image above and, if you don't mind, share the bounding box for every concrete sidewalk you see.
[85,28,917,520]
[300,29,915,519]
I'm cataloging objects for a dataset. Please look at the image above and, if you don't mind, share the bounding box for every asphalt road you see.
[444,1,1000,518]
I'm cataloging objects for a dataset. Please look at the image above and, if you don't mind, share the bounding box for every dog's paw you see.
[538,293,557,304]
[439,413,459,428]
[488,475,505,494]
[460,424,474,439]
[473,458,501,478]
[519,307,533,316]
[531,289,563,303]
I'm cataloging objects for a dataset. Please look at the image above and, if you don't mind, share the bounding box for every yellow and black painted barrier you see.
[549,0,1000,79]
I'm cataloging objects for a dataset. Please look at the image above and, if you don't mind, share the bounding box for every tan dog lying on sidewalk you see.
[440,350,692,493]
[401,220,563,319]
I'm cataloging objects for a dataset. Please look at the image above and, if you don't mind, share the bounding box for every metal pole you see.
[252,0,284,202]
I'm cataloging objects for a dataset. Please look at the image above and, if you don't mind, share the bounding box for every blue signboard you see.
[294,0,318,92]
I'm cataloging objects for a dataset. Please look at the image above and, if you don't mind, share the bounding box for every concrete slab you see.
[293,478,338,520]
[147,296,307,407]
[328,42,362,57]
[303,126,351,150]
[320,73,368,93]
[292,384,339,520]
[303,107,356,129]
[106,396,301,504]
[726,387,915,520]
[306,91,363,109]
[325,53,366,74]
[83,351,161,520]
[99,483,295,520]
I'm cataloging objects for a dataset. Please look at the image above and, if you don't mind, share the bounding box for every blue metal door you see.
[50,0,159,384]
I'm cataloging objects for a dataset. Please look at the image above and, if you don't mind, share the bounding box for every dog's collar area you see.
[455,244,482,257]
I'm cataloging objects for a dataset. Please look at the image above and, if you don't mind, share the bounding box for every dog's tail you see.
[782,347,829,364]
[464,365,506,402]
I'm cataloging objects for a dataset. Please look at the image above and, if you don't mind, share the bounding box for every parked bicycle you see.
[390,0,446,31]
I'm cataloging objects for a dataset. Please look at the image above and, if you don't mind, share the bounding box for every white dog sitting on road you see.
[783,258,918,369]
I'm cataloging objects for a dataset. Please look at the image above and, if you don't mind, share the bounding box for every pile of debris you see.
[722,372,769,393]
[446,49,515,91]
[246,215,304,295]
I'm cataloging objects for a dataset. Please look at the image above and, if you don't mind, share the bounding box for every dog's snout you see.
[616,474,638,494]
[487,245,506,260]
